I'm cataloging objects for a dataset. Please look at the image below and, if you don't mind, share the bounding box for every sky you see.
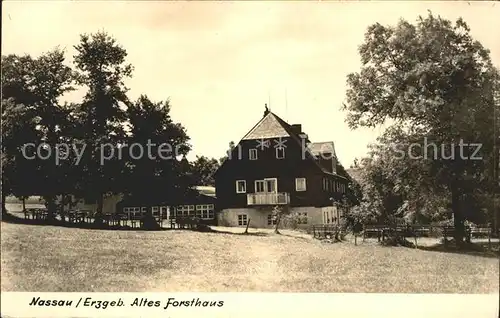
[2,1,500,166]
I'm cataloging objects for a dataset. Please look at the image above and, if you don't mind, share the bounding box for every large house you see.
[215,106,349,228]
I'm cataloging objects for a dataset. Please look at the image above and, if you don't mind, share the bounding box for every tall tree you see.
[343,12,500,245]
[190,156,219,186]
[125,95,191,229]
[1,50,75,220]
[73,32,132,224]
[1,98,40,217]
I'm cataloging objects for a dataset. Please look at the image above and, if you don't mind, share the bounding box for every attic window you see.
[249,149,258,160]
[276,147,285,159]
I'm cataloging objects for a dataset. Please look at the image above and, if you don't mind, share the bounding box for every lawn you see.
[1,221,498,293]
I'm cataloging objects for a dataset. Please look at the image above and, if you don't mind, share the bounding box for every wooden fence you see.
[311,223,496,248]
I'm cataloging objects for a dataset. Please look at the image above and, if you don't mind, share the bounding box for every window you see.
[276,147,285,159]
[255,180,266,193]
[323,178,328,191]
[266,178,277,193]
[295,178,307,191]
[298,213,308,224]
[124,207,140,217]
[176,205,195,217]
[238,214,248,226]
[249,149,258,160]
[236,180,247,193]
[141,207,147,213]
[196,204,215,219]
[268,214,277,225]
[152,206,159,216]
[160,206,169,218]
[254,178,277,193]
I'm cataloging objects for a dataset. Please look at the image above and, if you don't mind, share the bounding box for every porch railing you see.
[247,192,290,205]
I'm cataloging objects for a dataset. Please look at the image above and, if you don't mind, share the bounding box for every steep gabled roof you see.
[215,110,347,180]
[242,113,291,140]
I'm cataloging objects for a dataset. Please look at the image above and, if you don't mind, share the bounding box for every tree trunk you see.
[45,195,57,223]
[22,197,26,211]
[142,205,161,230]
[244,218,251,234]
[93,194,105,225]
[451,187,465,246]
[1,191,7,218]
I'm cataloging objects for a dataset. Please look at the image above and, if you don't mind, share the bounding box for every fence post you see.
[488,228,491,250]
[413,226,418,248]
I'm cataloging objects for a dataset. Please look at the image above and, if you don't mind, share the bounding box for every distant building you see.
[116,186,217,225]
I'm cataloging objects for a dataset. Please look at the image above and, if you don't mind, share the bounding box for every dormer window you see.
[276,147,285,159]
[249,149,258,160]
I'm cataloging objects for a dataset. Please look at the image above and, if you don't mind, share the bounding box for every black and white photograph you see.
[1,0,499,316]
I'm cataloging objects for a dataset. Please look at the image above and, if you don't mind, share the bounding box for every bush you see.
[381,236,415,248]
[195,224,212,232]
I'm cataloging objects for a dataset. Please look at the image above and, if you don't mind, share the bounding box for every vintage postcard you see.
[1,1,499,317]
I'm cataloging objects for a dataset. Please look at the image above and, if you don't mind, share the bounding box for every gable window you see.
[249,149,258,160]
[276,147,285,159]
[267,214,277,225]
[236,180,247,193]
[238,214,248,226]
[295,178,307,192]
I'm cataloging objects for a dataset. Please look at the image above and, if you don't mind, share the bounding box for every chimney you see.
[299,133,310,143]
[332,156,337,174]
[291,124,302,135]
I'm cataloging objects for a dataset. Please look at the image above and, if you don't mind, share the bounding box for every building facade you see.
[215,107,349,229]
